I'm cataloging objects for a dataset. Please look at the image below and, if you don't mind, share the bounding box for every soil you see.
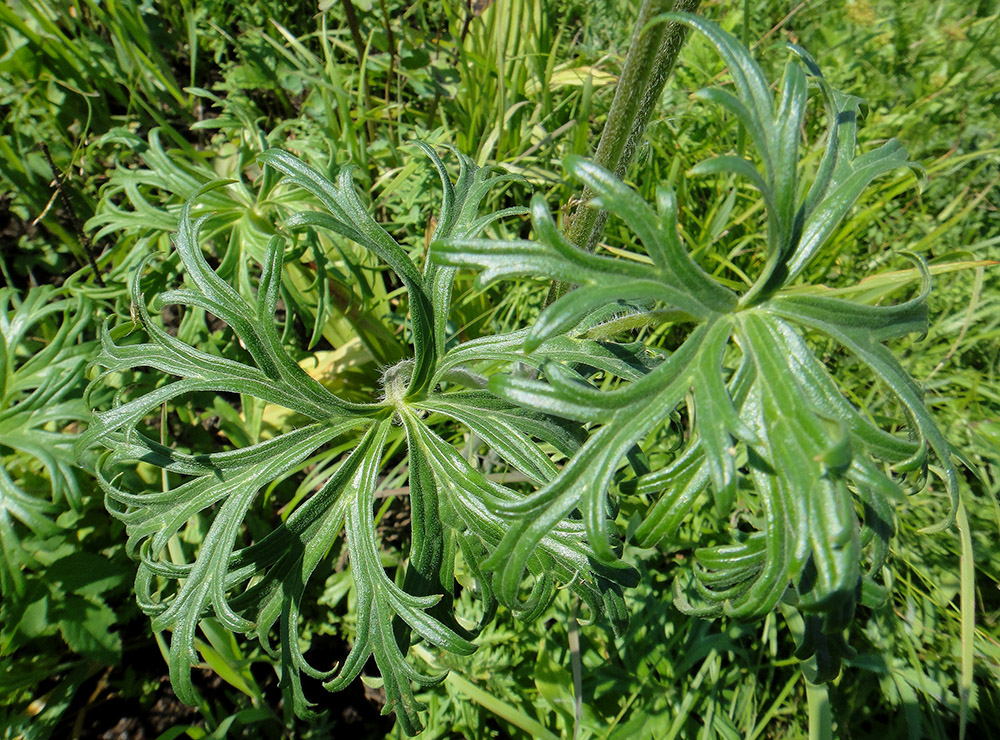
[55,628,395,739]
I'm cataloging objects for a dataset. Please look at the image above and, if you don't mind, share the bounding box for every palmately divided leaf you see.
[431,13,958,682]
[81,146,634,735]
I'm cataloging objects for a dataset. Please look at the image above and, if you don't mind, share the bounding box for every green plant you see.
[73,12,973,737]
[435,8,961,688]
[0,287,137,740]
[0,0,200,283]
[3,0,997,737]
[79,142,649,734]
[0,287,93,596]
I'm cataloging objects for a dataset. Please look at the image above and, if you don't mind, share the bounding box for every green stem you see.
[550,0,701,301]
[738,0,749,154]
[444,670,560,740]
[806,679,832,740]
[569,597,583,740]
[957,495,976,740]
[567,0,701,252]
[340,0,379,183]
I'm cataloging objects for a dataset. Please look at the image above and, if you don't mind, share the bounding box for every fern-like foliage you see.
[79,146,638,734]
[433,13,958,682]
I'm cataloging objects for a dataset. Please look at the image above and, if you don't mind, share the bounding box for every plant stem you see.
[568,0,700,251]
[341,0,366,64]
[39,142,105,287]
[806,679,833,740]
[568,597,583,740]
[340,0,379,183]
[444,669,560,740]
[957,495,976,740]
[550,0,701,301]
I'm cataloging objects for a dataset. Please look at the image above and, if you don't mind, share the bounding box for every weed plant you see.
[1,2,998,739]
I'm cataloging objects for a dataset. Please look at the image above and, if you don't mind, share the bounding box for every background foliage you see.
[1,1,997,738]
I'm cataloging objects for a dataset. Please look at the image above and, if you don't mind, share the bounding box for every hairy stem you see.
[549,0,701,301]
[568,0,701,252]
